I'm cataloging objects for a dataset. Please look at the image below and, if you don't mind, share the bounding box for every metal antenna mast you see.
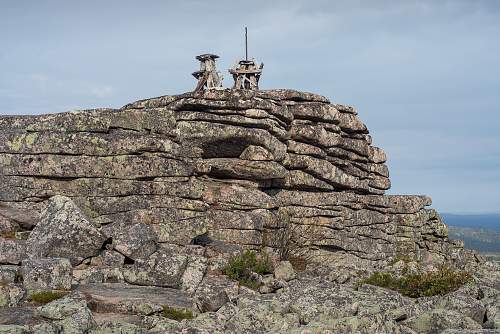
[245,27,248,61]
[229,26,263,90]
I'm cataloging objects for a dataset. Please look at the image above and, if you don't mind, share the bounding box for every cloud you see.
[0,0,499,213]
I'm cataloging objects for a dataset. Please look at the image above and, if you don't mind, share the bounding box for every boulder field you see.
[0,89,498,333]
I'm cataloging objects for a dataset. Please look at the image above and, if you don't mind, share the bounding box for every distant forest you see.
[442,213,500,254]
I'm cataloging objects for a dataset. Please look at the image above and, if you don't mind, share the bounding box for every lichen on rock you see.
[0,88,496,333]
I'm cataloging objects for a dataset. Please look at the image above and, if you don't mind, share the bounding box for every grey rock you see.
[26,195,106,266]
[194,275,238,312]
[0,325,29,334]
[101,221,157,260]
[30,322,61,334]
[259,275,286,294]
[181,255,208,293]
[0,266,19,285]
[90,250,125,267]
[0,285,25,308]
[404,308,482,333]
[37,293,96,334]
[239,145,274,161]
[77,283,193,316]
[89,321,145,334]
[0,238,26,265]
[274,261,296,282]
[0,89,490,334]
[0,307,36,326]
[123,250,188,288]
[0,204,38,230]
[21,258,72,291]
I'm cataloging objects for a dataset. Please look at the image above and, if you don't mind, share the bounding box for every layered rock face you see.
[0,89,497,333]
[0,89,476,268]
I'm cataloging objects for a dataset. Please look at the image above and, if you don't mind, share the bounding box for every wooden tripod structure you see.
[192,54,223,92]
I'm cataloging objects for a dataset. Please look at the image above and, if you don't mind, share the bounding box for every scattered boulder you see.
[76,283,193,316]
[36,293,95,334]
[123,250,188,288]
[21,258,72,291]
[90,250,125,268]
[101,221,157,260]
[181,255,208,293]
[0,238,26,265]
[26,196,106,266]
[194,274,238,313]
[0,89,497,333]
[403,308,482,333]
[0,285,25,308]
[274,261,296,282]
[0,266,19,285]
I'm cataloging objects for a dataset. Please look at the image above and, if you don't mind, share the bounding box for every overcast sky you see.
[1,0,499,214]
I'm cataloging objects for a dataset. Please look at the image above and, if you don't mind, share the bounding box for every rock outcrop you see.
[0,89,496,333]
[0,89,478,268]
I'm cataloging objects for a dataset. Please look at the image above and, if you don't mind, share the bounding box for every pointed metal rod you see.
[245,27,248,61]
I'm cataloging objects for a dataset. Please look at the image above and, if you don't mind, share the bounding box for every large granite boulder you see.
[21,258,72,291]
[36,293,96,334]
[122,250,188,288]
[26,196,106,266]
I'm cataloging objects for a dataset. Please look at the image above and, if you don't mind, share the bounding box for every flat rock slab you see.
[77,283,193,314]
[0,307,37,326]
[93,313,143,326]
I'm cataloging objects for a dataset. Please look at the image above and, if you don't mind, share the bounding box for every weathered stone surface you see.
[403,308,482,333]
[101,221,157,260]
[0,204,38,230]
[274,261,296,282]
[123,250,188,288]
[76,283,193,315]
[0,325,29,334]
[0,88,490,333]
[181,255,208,293]
[0,267,19,285]
[0,285,24,308]
[26,195,106,265]
[0,239,25,265]
[194,274,238,312]
[90,250,125,268]
[88,320,145,334]
[36,294,96,334]
[21,258,72,291]
[0,89,473,269]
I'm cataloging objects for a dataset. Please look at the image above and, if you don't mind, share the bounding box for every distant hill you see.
[441,213,500,230]
[448,226,500,253]
[442,213,500,254]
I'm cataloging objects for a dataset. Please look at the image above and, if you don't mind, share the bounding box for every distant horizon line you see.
[442,212,500,216]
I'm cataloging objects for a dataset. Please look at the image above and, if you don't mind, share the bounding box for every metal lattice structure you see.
[192,54,223,92]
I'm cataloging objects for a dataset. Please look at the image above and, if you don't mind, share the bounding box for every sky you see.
[0,0,499,214]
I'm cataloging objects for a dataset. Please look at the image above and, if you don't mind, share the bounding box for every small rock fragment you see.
[274,261,296,282]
